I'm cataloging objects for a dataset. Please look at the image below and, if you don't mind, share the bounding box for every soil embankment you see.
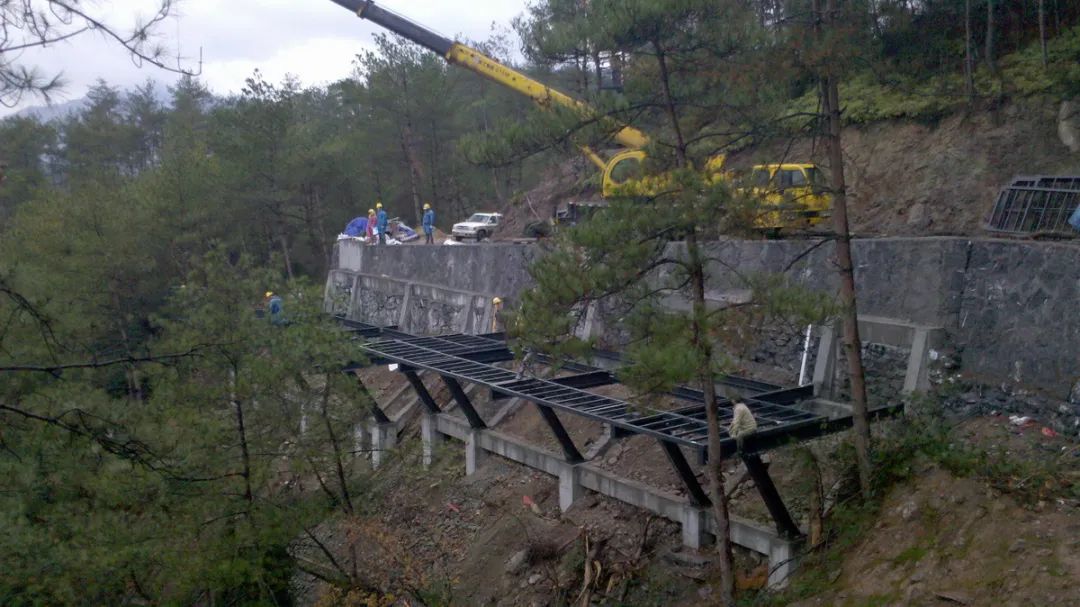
[489,98,1078,239]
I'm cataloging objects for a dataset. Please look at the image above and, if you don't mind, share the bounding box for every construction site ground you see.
[298,366,1080,606]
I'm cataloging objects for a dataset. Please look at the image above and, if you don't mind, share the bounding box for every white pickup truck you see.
[451,212,502,242]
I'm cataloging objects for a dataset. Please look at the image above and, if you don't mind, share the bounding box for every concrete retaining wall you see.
[327,238,1080,399]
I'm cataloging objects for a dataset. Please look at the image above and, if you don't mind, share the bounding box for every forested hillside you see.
[1,0,1078,604]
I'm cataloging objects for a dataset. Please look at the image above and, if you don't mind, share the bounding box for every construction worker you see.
[366,208,376,241]
[376,202,389,245]
[422,203,435,244]
[491,296,503,333]
[728,402,757,452]
[266,291,285,326]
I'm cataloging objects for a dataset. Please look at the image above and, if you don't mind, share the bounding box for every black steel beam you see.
[714,403,905,460]
[456,348,515,364]
[551,371,618,390]
[668,382,806,406]
[352,331,898,456]
[403,369,441,415]
[442,375,487,429]
[658,439,711,508]
[356,377,391,425]
[534,404,584,463]
[742,454,802,539]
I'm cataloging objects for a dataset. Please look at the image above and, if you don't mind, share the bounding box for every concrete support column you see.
[902,326,944,409]
[421,414,444,468]
[680,506,709,550]
[353,422,367,459]
[558,463,584,512]
[369,422,397,469]
[767,538,798,589]
[812,324,839,399]
[465,430,487,475]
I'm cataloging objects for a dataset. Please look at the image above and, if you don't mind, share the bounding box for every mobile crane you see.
[327,0,831,227]
[329,0,668,197]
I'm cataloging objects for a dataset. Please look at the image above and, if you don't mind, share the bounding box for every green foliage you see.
[784,25,1080,126]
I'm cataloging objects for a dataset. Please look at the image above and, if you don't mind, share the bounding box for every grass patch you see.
[891,545,928,566]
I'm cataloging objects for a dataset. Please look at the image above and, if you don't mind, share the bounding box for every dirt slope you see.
[491,97,1078,239]
[728,97,1079,236]
[791,465,1079,606]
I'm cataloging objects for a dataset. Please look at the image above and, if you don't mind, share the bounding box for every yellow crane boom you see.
[329,0,651,191]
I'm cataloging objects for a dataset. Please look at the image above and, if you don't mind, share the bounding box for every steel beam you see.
[551,370,618,389]
[534,404,584,463]
[403,369,440,415]
[742,454,802,539]
[356,376,391,425]
[456,348,515,364]
[442,375,487,429]
[658,440,711,508]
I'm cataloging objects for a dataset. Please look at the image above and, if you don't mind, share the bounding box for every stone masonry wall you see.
[327,238,1080,403]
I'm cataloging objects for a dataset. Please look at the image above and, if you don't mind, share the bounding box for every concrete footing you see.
[558,463,584,512]
[813,316,945,408]
[353,423,367,459]
[680,507,708,549]
[431,412,800,588]
[369,422,397,469]
[421,414,443,468]
[465,430,486,475]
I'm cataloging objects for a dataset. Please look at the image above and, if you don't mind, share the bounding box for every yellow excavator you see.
[327,0,830,228]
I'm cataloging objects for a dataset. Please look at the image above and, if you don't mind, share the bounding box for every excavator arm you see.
[329,0,649,169]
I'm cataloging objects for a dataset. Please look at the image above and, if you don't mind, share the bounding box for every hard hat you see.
[265,291,274,298]
[368,208,375,214]
[423,203,431,209]
[376,202,383,209]
[492,297,502,305]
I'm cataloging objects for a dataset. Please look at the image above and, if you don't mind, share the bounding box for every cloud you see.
[2,0,527,115]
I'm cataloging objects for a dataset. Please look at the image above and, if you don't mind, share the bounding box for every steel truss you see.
[337,319,901,538]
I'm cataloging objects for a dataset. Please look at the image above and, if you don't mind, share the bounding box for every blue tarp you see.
[343,216,368,237]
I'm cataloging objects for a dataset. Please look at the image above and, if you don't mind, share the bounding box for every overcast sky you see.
[3,0,528,116]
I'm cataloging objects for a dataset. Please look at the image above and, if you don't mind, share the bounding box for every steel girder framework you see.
[338,320,901,538]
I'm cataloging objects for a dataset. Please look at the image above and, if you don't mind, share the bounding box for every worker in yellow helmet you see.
[422,202,435,244]
[261,291,283,324]
[491,296,503,333]
[375,202,388,245]
[366,208,376,241]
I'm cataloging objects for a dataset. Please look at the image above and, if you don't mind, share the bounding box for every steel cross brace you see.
[742,453,802,539]
[356,376,391,425]
[658,439,711,508]
[442,375,487,429]
[402,368,441,414]
[534,404,584,463]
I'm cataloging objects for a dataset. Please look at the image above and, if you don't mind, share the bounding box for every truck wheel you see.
[477,230,488,241]
[454,236,462,242]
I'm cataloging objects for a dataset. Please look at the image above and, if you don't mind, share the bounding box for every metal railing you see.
[986,175,1080,235]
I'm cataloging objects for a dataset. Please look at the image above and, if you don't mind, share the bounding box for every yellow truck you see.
[744,164,832,230]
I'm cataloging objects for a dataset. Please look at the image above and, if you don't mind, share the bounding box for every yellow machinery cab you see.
[745,164,832,230]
